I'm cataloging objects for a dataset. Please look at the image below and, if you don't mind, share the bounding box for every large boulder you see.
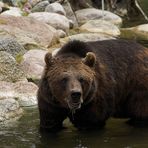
[0,80,38,122]
[29,0,43,7]
[45,2,66,16]
[0,81,23,123]
[14,81,38,107]
[79,20,120,37]
[0,37,26,58]
[28,12,70,32]
[60,33,115,44]
[0,15,58,49]
[62,0,78,27]
[75,8,122,26]
[1,7,22,16]
[0,81,38,107]
[121,24,148,46]
[0,51,26,82]
[21,49,47,81]
[31,0,49,12]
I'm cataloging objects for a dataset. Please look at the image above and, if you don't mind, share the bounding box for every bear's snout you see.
[67,89,83,111]
[71,91,81,103]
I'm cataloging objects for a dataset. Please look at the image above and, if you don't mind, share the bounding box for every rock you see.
[14,81,38,107]
[52,48,60,57]
[0,51,26,82]
[21,49,47,81]
[0,2,9,12]
[0,37,26,58]
[0,15,59,49]
[57,29,67,38]
[75,8,122,26]
[62,0,78,27]
[0,81,15,99]
[0,98,23,122]
[0,1,5,8]
[1,7,22,16]
[0,81,23,122]
[0,81,38,107]
[68,0,92,11]
[2,0,14,6]
[31,0,49,12]
[79,20,120,37]
[0,1,4,12]
[45,2,66,16]
[29,12,70,32]
[69,19,74,29]
[60,33,115,44]
[121,24,148,41]
[0,79,38,122]
[29,0,43,7]
[0,7,2,13]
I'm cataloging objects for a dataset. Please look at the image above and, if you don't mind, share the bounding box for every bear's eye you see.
[79,77,85,83]
[61,77,68,84]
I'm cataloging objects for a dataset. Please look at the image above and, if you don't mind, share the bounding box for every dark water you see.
[1,107,148,148]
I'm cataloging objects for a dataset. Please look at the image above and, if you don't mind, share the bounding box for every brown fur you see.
[38,39,148,131]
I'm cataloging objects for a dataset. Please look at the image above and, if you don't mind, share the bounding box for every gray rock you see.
[21,49,47,81]
[31,0,49,12]
[0,81,15,100]
[0,80,38,122]
[0,98,23,122]
[0,51,26,82]
[0,15,59,49]
[121,24,148,43]
[0,80,38,107]
[0,2,4,12]
[0,38,26,58]
[0,7,2,12]
[0,81,23,122]
[1,7,22,16]
[45,2,66,16]
[29,12,70,32]
[29,0,43,7]
[62,0,78,27]
[14,81,38,107]
[60,33,115,44]
[79,20,120,37]
[0,1,4,7]
[2,0,14,6]
[75,8,122,26]
[57,29,67,38]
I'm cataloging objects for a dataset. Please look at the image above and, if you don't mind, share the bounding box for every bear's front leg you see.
[38,98,68,132]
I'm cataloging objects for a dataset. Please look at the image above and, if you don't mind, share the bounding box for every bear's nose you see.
[71,91,81,102]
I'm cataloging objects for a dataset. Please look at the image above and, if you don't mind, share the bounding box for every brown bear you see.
[37,39,148,131]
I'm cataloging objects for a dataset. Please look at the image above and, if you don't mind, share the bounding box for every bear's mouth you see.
[67,98,83,111]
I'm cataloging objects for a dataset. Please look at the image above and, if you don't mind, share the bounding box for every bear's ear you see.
[44,52,53,67]
[82,52,96,67]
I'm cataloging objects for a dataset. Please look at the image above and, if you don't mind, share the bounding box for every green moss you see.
[16,54,23,63]
[69,28,80,36]
[0,19,7,25]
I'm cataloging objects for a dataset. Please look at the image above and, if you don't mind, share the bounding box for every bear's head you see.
[43,52,97,112]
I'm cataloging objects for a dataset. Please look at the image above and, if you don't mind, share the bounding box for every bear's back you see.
[56,39,146,69]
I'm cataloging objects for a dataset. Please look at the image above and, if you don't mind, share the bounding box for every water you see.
[1,107,148,148]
